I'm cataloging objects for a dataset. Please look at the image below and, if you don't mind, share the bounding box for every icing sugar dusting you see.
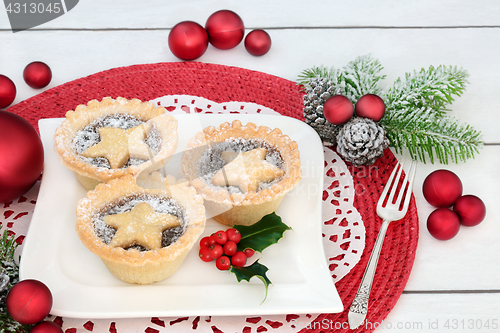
[93,194,185,251]
[197,138,284,193]
[72,114,161,168]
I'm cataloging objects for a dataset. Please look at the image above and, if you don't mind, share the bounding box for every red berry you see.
[214,230,228,245]
[216,256,231,270]
[226,228,241,243]
[231,251,247,267]
[199,246,213,262]
[208,243,223,259]
[244,248,255,257]
[199,236,211,247]
[209,234,218,245]
[223,240,237,256]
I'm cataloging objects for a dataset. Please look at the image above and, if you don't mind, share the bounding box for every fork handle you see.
[348,218,391,329]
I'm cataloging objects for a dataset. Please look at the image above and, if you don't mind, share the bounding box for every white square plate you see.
[20,114,343,318]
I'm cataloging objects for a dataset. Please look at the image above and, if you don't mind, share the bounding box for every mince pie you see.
[180,120,301,226]
[54,97,178,190]
[75,174,205,284]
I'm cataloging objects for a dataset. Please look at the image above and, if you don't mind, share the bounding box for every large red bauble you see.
[427,208,460,240]
[422,169,462,207]
[6,279,53,325]
[355,94,385,121]
[205,10,244,50]
[168,21,209,61]
[0,75,16,108]
[453,195,486,227]
[0,111,44,203]
[244,29,271,56]
[323,95,354,125]
[30,321,63,333]
[23,62,52,89]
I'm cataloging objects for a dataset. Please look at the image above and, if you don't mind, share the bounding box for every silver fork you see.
[348,159,417,330]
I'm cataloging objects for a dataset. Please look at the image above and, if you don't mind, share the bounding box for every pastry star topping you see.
[82,125,151,169]
[211,148,284,193]
[104,202,181,250]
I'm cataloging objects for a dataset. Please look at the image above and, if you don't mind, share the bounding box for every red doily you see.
[6,62,418,333]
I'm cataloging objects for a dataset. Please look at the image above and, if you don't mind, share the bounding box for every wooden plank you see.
[379,293,500,332]
[1,28,498,142]
[1,0,500,30]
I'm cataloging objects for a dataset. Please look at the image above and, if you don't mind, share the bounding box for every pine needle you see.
[297,57,483,164]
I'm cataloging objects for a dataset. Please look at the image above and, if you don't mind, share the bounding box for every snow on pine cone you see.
[302,77,341,144]
[336,117,389,166]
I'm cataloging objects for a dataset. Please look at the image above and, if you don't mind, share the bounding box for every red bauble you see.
[0,75,16,108]
[168,21,209,61]
[205,10,244,50]
[355,94,385,121]
[30,321,63,333]
[427,208,460,240]
[23,62,52,89]
[244,29,271,56]
[0,111,44,203]
[422,169,463,207]
[6,279,53,325]
[323,95,354,125]
[453,195,486,227]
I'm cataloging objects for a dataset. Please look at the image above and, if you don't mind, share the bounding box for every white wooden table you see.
[1,1,499,332]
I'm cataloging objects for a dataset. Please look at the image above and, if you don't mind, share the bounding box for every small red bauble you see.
[0,111,44,203]
[355,94,385,121]
[422,169,463,207]
[23,62,52,89]
[6,279,53,325]
[323,95,354,125]
[30,321,63,333]
[244,29,271,56]
[427,208,460,240]
[205,10,244,50]
[453,195,486,227]
[0,75,16,108]
[168,21,209,61]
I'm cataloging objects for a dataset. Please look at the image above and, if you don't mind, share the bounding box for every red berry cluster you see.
[198,228,255,270]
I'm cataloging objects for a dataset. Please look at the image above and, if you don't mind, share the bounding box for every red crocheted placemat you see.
[7,62,418,333]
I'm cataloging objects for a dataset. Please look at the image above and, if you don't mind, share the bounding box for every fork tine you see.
[386,160,405,205]
[378,159,404,209]
[395,160,410,208]
[401,160,417,212]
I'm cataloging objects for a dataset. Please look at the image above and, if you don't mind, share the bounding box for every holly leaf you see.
[231,260,272,302]
[234,212,291,253]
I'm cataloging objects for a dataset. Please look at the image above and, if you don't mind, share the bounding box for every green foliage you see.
[381,65,482,163]
[298,56,483,164]
[297,55,385,103]
[231,260,272,303]
[234,212,291,253]
[0,230,31,333]
[230,213,291,303]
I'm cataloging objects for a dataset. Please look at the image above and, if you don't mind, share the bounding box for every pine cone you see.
[336,117,389,166]
[302,78,340,144]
